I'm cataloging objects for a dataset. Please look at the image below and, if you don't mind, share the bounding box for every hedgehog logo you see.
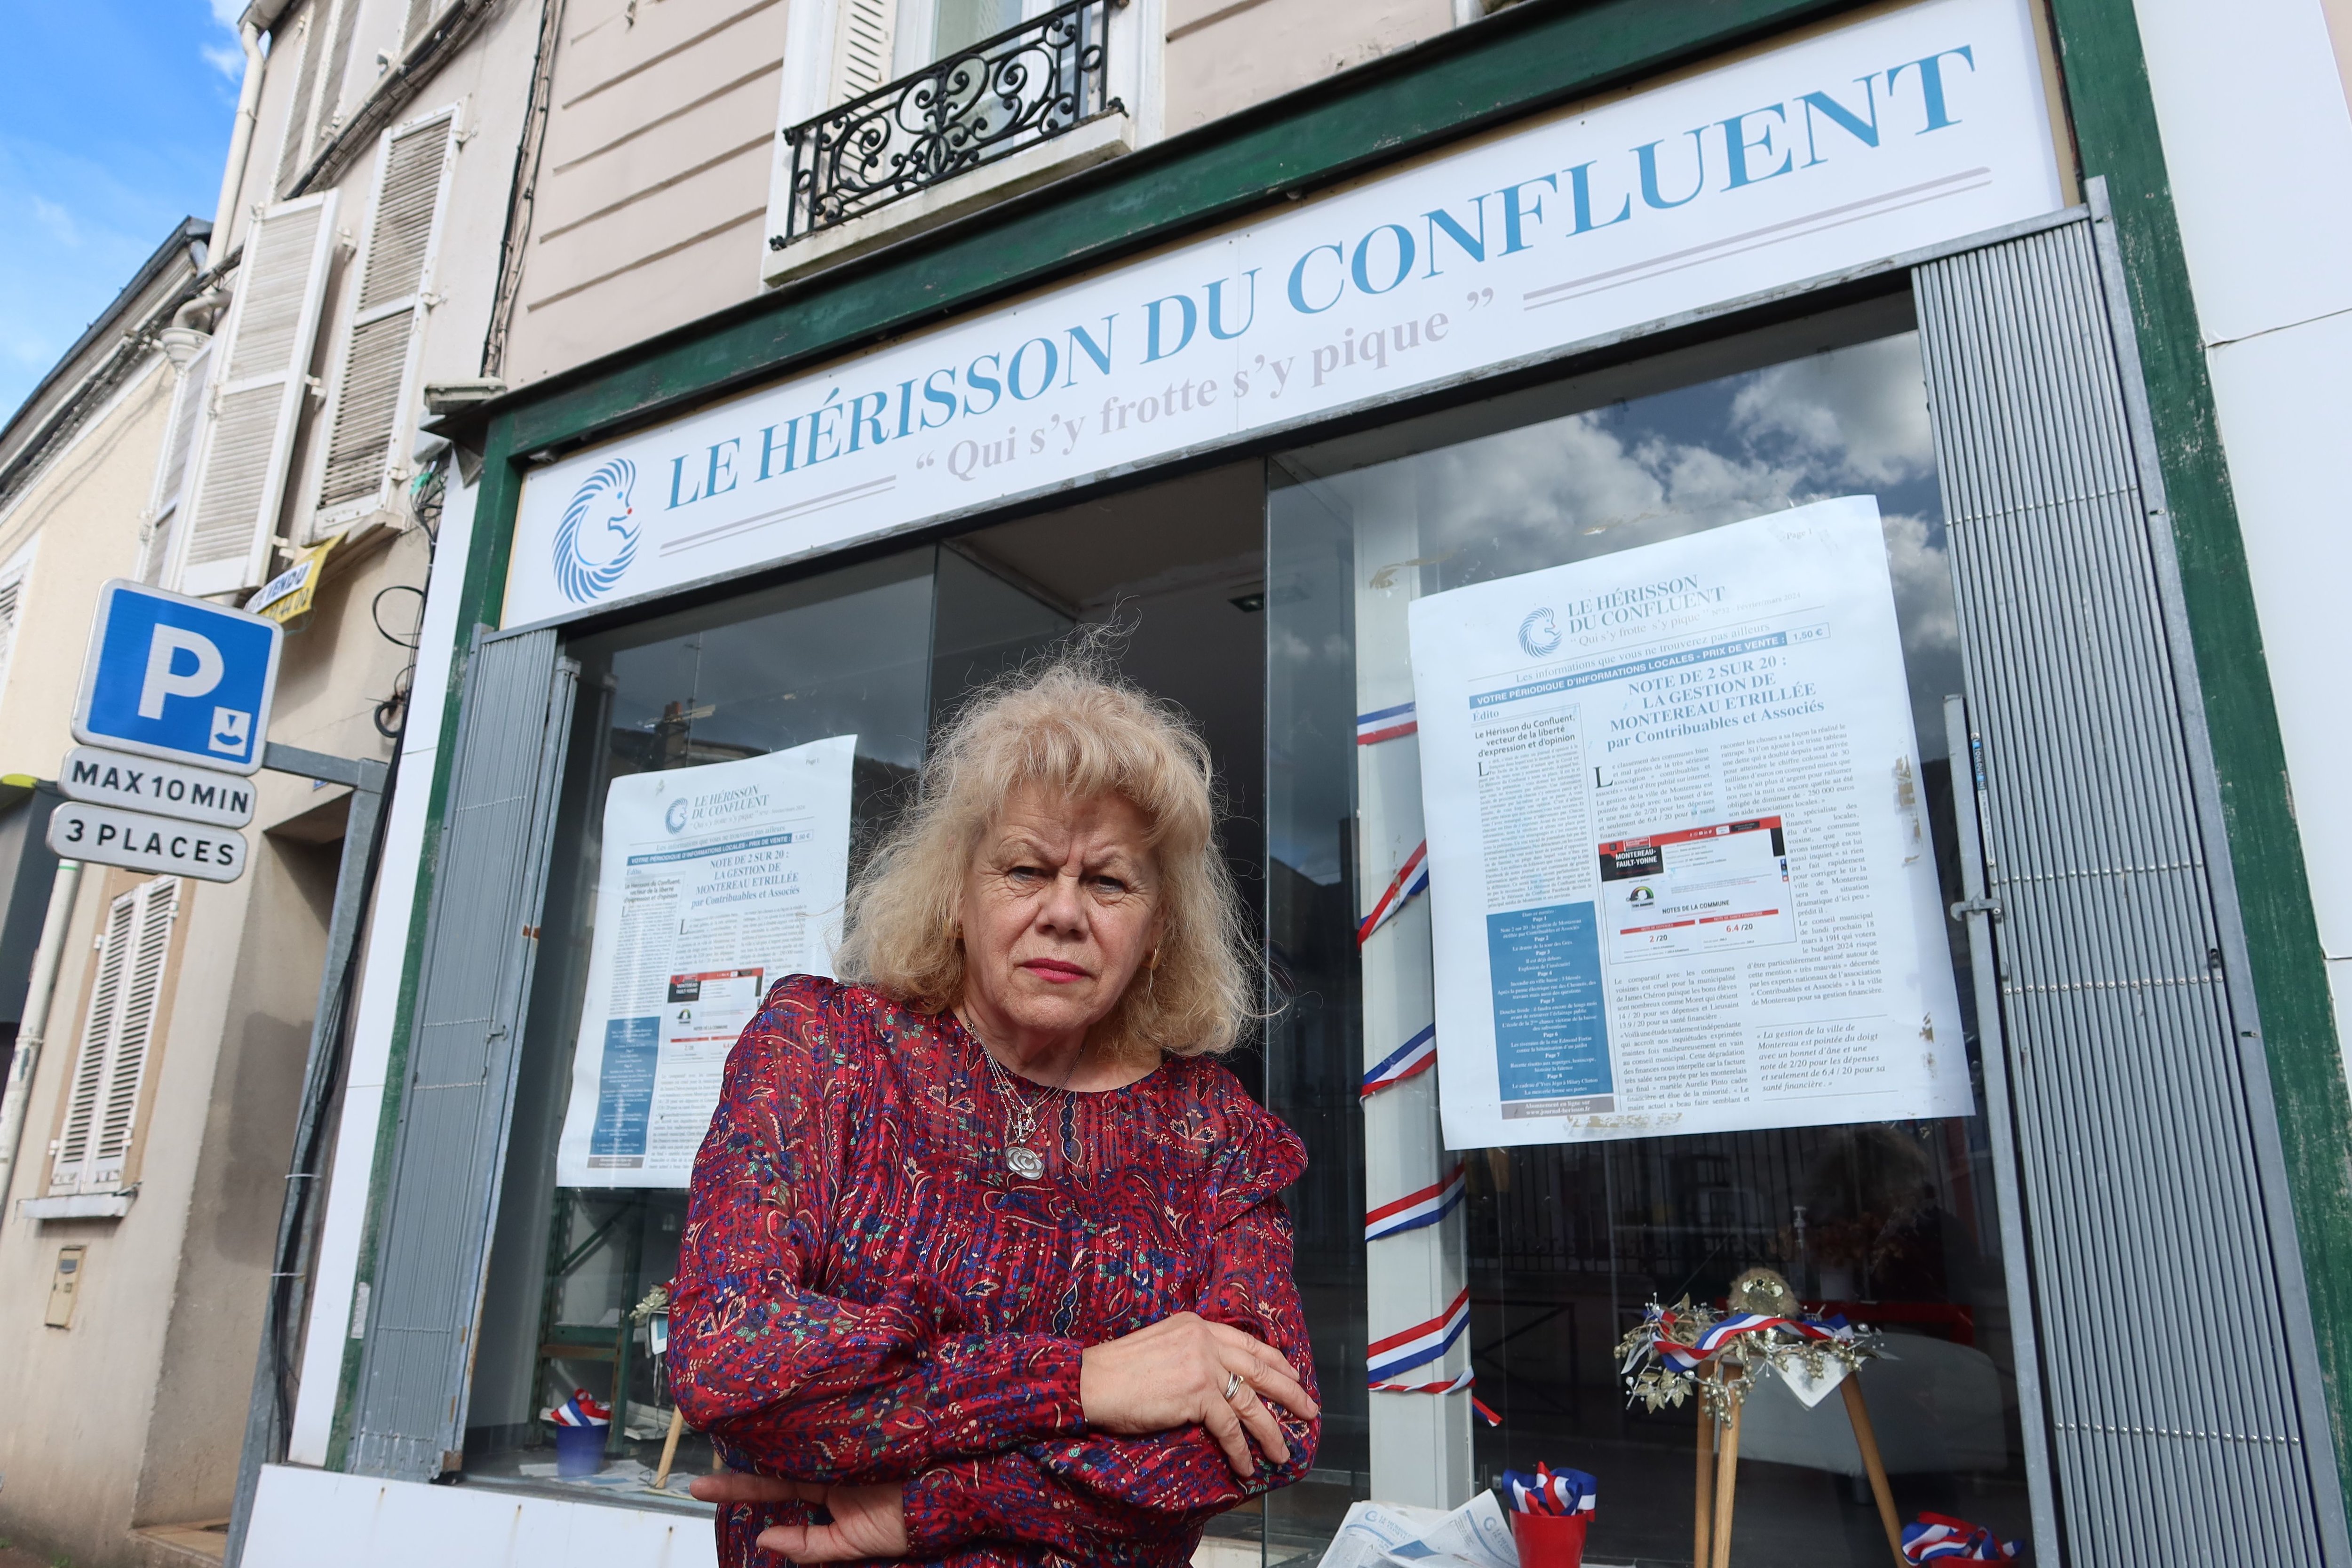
[553,458,640,605]
[1518,606,1562,659]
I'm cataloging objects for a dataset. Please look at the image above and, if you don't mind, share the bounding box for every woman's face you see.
[955,783,1165,1053]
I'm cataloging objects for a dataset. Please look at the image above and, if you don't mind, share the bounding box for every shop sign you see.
[507,0,2061,627]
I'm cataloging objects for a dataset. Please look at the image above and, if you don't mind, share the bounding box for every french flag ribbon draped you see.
[1632,1305,1851,1374]
[1900,1514,2021,1562]
[1365,1162,1465,1242]
[1361,1024,1437,1098]
[1356,701,1418,745]
[1367,1363,1502,1427]
[1366,1286,1470,1382]
[1356,841,1429,946]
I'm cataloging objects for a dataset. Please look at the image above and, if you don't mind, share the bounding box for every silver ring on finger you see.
[1224,1371,1244,1402]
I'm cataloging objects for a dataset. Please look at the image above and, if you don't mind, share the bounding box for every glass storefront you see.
[1261,301,2032,1564]
[444,288,2038,1565]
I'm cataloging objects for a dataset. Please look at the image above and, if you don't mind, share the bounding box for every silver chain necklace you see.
[969,1021,1077,1179]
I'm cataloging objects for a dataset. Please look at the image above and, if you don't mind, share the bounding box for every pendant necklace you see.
[972,1025,1071,1179]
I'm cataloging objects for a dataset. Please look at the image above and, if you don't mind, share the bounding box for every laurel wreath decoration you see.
[1616,1268,1883,1425]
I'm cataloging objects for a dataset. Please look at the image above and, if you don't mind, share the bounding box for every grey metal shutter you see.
[1917,199,2350,1565]
[348,628,577,1480]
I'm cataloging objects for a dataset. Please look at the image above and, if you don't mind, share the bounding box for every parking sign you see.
[72,581,282,775]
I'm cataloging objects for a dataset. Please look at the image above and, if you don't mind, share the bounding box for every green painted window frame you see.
[328,0,2352,1518]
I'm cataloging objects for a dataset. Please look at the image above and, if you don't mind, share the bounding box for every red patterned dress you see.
[669,975,1319,1566]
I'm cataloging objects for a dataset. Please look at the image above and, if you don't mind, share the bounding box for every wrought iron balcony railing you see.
[771,0,1124,249]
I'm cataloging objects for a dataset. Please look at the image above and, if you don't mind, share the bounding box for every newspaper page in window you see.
[556,735,856,1186]
[1408,497,1968,1148]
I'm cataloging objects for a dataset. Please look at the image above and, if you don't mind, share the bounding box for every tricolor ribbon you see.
[546,1388,612,1428]
[1502,1464,1597,1517]
[1629,1305,1851,1375]
[1356,841,1429,946]
[1901,1514,2021,1562]
[1365,1162,1465,1242]
[1366,1286,1469,1382]
[1368,1365,1502,1427]
[1356,701,1418,745]
[1361,1025,1437,1098]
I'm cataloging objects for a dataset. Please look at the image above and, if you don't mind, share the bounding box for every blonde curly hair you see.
[834,646,1253,1059]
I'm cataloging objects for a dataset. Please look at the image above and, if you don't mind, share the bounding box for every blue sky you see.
[0,2,245,423]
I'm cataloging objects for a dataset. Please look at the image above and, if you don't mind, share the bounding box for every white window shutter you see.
[50,881,176,1195]
[142,339,214,584]
[89,879,179,1187]
[307,108,458,537]
[402,0,439,49]
[0,540,38,702]
[312,0,363,155]
[172,191,338,599]
[832,0,899,102]
[273,8,322,196]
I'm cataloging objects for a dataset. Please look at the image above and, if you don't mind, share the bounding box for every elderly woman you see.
[669,657,1320,1566]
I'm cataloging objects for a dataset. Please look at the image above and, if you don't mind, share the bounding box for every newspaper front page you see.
[556,736,855,1186]
[1408,498,1968,1148]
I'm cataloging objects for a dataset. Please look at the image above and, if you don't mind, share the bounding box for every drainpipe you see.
[212,16,268,243]
[0,860,86,1214]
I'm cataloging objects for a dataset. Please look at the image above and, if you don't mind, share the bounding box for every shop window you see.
[1263,301,2034,1563]
[460,545,1074,1498]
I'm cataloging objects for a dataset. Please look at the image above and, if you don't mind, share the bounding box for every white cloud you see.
[202,40,244,75]
[209,0,244,24]
[1730,334,1938,486]
[29,195,79,247]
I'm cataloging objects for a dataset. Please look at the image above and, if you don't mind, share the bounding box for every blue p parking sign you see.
[72,581,283,775]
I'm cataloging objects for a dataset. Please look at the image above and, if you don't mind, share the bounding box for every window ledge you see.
[763,113,1134,290]
[23,1190,135,1220]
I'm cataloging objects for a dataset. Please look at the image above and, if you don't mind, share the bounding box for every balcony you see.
[763,0,1133,284]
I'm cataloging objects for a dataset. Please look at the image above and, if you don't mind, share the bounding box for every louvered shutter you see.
[401,0,439,48]
[832,0,898,101]
[311,0,363,157]
[143,340,214,584]
[0,542,35,700]
[307,108,457,536]
[273,7,321,196]
[173,191,338,599]
[50,879,178,1195]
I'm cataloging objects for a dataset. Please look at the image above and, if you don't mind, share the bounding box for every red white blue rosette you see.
[546,1388,612,1428]
[1901,1513,2022,1561]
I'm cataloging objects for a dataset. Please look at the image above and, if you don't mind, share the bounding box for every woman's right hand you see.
[1079,1313,1319,1477]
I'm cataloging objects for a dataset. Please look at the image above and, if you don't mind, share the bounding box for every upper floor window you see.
[764,0,1143,279]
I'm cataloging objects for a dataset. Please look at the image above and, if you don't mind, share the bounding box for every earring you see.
[1146,945,1160,970]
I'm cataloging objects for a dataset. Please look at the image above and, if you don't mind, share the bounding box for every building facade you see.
[0,2,556,1565]
[41,0,2348,1566]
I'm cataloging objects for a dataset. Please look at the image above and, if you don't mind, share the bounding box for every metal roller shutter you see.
[347,628,578,1480]
[1917,199,2350,1566]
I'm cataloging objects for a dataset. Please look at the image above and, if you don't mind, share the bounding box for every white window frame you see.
[299,102,463,543]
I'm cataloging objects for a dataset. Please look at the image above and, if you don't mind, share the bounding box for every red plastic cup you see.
[1510,1511,1588,1568]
